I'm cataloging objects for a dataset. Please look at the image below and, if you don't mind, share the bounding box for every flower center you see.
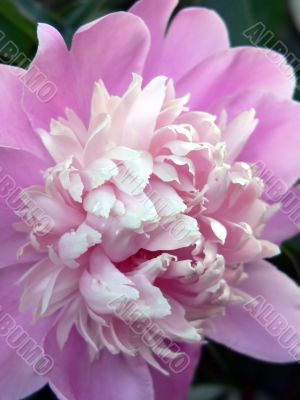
[15,74,279,372]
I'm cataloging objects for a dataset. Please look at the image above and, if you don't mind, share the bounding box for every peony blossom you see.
[1,0,300,399]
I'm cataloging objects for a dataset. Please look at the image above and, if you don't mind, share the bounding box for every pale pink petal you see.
[129,274,171,319]
[100,219,148,263]
[222,109,258,162]
[83,185,116,218]
[144,215,201,251]
[25,189,84,236]
[208,260,300,363]
[148,181,186,217]
[79,248,139,313]
[123,76,167,150]
[58,224,101,268]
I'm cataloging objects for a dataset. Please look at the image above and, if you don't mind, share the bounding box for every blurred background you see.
[0,0,299,399]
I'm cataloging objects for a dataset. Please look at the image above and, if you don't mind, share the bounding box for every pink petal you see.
[222,109,258,162]
[150,344,201,400]
[0,148,49,268]
[24,14,150,130]
[0,65,50,160]
[23,24,76,131]
[130,0,178,81]
[177,47,296,111]
[45,328,154,400]
[152,7,229,82]
[208,260,300,363]
[263,185,300,243]
[0,264,54,399]
[131,1,229,82]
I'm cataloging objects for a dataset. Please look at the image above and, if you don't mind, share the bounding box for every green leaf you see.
[189,384,241,400]
[191,0,256,46]
[10,0,63,25]
[0,0,36,39]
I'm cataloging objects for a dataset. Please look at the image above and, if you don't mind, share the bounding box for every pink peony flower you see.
[1,0,300,399]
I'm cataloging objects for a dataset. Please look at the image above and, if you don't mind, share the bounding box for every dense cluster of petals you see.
[16,74,278,370]
[1,0,300,398]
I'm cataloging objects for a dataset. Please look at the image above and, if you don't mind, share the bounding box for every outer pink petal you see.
[23,24,76,131]
[70,12,150,122]
[263,185,300,244]
[0,65,50,160]
[45,328,154,400]
[46,330,154,400]
[177,47,296,111]
[130,0,178,80]
[0,264,53,399]
[216,91,300,190]
[208,260,300,363]
[154,8,229,82]
[23,24,78,129]
[131,1,229,82]
[150,344,201,400]
[24,14,150,130]
[0,148,49,268]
